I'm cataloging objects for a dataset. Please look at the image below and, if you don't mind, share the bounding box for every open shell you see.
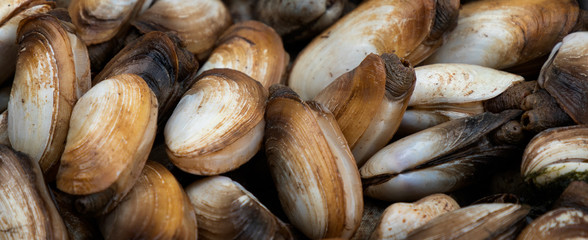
[521,125,588,188]
[0,145,69,239]
[100,161,197,240]
[288,0,459,99]
[538,31,588,125]
[314,53,416,166]
[132,0,232,60]
[56,73,158,215]
[361,110,521,201]
[165,69,267,175]
[423,0,581,69]
[0,1,53,85]
[8,13,91,178]
[68,0,153,45]
[265,85,363,239]
[185,176,292,240]
[197,20,288,89]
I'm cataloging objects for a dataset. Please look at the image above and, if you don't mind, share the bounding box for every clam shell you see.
[185,176,292,240]
[538,31,588,125]
[0,145,68,239]
[132,0,232,59]
[314,53,416,165]
[8,13,91,177]
[0,1,53,85]
[197,20,288,89]
[265,85,363,239]
[406,203,529,239]
[165,69,267,175]
[517,208,588,240]
[288,0,459,100]
[423,0,581,69]
[56,73,158,215]
[521,125,588,188]
[0,111,8,146]
[370,194,460,240]
[68,0,153,44]
[100,161,197,240]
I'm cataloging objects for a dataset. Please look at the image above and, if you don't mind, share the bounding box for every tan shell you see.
[265,85,363,239]
[100,161,197,240]
[370,194,459,240]
[185,176,293,240]
[68,0,153,44]
[165,69,267,175]
[517,208,588,240]
[538,31,588,124]
[314,53,416,166]
[197,20,288,89]
[8,13,90,178]
[0,1,53,85]
[521,125,588,188]
[423,0,581,69]
[0,145,69,240]
[56,73,158,215]
[288,0,459,99]
[406,203,529,239]
[132,0,232,60]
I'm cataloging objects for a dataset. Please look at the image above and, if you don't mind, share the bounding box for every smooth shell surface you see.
[197,20,288,89]
[517,208,588,240]
[0,145,69,240]
[186,176,293,240]
[133,0,232,59]
[521,125,588,187]
[100,161,197,240]
[8,13,91,176]
[165,69,267,175]
[57,73,157,214]
[265,85,363,239]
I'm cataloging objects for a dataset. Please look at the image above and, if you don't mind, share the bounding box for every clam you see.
[0,1,52,86]
[197,20,288,89]
[0,145,68,239]
[521,125,588,189]
[132,0,232,60]
[51,187,102,240]
[288,0,460,99]
[94,31,199,125]
[100,161,197,240]
[314,53,416,166]
[553,181,588,212]
[185,176,292,240]
[519,88,574,133]
[68,0,153,45]
[224,0,255,22]
[538,31,588,125]
[399,63,524,134]
[8,13,91,179]
[164,69,267,175]
[406,203,529,239]
[423,0,581,69]
[517,208,588,240]
[264,84,363,239]
[255,0,347,42]
[56,73,158,215]
[361,110,522,201]
[370,194,460,240]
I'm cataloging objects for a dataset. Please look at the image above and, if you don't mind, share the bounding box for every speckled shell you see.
[100,161,197,240]
[8,13,90,177]
[56,73,158,215]
[517,208,588,240]
[164,69,267,175]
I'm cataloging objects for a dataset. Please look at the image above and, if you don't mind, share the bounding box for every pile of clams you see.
[1,0,588,239]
